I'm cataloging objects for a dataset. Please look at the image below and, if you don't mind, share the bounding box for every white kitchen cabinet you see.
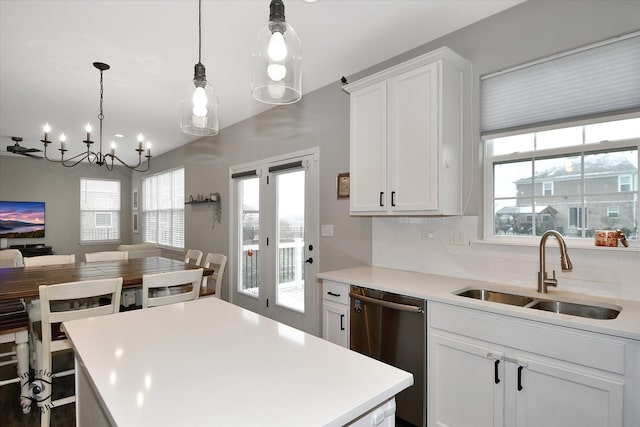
[429,302,630,427]
[344,47,469,215]
[322,280,349,348]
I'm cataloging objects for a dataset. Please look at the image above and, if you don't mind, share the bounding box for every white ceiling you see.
[0,0,522,164]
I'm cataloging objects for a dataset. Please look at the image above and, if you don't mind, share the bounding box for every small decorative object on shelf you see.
[185,192,222,229]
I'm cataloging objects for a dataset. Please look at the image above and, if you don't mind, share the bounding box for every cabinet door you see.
[349,81,387,213]
[388,62,439,212]
[322,301,349,348]
[430,333,505,427]
[513,358,623,427]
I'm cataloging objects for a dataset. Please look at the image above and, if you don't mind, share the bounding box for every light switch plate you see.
[321,224,334,237]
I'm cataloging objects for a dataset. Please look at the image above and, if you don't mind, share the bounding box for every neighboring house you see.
[498,153,638,237]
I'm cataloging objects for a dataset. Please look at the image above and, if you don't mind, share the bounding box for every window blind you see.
[142,168,184,249]
[80,178,120,242]
[481,32,640,135]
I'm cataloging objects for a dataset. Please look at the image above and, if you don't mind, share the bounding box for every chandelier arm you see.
[111,152,152,172]
[42,143,92,167]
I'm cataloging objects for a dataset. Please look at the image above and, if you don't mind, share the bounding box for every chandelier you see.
[40,61,152,172]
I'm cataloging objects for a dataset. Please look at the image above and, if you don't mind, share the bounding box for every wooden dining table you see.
[0,256,214,301]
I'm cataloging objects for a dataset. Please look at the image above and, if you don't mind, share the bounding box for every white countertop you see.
[319,266,640,341]
[63,297,413,427]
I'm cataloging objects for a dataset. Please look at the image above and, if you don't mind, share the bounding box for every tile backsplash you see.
[372,216,640,302]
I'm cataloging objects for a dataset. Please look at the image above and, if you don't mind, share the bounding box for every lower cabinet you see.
[429,302,634,427]
[321,280,349,348]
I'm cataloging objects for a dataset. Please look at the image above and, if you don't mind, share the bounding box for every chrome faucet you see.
[538,230,573,293]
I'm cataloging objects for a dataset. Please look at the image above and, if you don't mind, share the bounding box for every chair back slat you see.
[142,268,203,308]
[85,251,128,262]
[24,254,75,267]
[203,253,228,299]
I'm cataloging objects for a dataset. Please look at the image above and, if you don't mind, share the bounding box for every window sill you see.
[79,240,122,246]
[475,237,640,252]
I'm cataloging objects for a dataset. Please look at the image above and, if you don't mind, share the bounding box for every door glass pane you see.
[276,170,305,312]
[239,178,260,297]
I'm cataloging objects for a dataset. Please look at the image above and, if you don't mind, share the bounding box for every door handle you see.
[305,257,313,264]
[494,359,500,384]
[391,191,396,207]
[379,192,384,207]
[340,314,345,331]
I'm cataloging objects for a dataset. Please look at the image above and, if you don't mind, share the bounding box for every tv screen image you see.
[0,201,45,238]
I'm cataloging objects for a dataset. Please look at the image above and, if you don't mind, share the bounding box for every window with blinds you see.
[141,168,184,250]
[482,32,640,243]
[80,178,121,242]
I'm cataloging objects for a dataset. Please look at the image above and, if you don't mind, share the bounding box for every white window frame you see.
[542,181,553,196]
[94,212,113,228]
[141,167,185,251]
[608,205,620,218]
[484,127,639,245]
[619,175,632,192]
[80,177,121,244]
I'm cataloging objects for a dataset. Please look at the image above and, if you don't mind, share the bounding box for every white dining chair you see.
[23,254,75,267]
[36,277,123,427]
[24,253,76,368]
[141,268,203,308]
[85,251,128,262]
[0,249,24,267]
[184,249,203,265]
[0,299,30,414]
[202,253,228,299]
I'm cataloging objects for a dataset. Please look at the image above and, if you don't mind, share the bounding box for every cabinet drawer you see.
[430,302,626,375]
[323,281,349,305]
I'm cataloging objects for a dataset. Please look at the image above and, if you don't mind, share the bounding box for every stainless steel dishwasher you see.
[349,286,426,427]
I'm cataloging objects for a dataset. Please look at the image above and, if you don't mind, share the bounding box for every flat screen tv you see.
[0,201,45,238]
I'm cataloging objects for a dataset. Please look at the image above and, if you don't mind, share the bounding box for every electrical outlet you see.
[449,228,465,246]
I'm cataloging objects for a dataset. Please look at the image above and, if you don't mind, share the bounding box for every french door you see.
[230,149,319,334]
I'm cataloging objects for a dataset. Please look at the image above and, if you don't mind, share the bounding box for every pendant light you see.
[251,0,302,105]
[181,0,219,136]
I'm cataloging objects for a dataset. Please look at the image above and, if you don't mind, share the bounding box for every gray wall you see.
[0,156,132,257]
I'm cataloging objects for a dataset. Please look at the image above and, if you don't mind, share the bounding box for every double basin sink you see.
[456,287,621,320]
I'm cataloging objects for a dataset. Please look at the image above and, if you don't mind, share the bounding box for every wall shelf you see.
[185,200,214,205]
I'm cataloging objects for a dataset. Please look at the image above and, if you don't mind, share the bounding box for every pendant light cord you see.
[198,0,202,63]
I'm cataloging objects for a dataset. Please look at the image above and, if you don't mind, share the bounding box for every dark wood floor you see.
[1,344,76,427]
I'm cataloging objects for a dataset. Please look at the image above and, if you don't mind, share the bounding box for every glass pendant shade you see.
[251,2,302,105]
[181,63,219,136]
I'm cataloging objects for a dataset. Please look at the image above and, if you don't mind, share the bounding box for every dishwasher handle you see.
[349,292,424,314]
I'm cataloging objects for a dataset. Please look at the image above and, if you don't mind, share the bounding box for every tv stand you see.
[9,244,53,257]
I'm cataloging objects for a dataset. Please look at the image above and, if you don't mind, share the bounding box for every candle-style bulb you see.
[85,123,92,141]
[110,141,116,155]
[43,123,51,141]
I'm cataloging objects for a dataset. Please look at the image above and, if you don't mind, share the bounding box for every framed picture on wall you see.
[132,188,139,210]
[132,211,139,234]
[337,173,350,199]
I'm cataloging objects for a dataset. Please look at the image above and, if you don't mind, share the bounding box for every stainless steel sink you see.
[529,300,621,320]
[456,288,534,307]
[455,287,622,320]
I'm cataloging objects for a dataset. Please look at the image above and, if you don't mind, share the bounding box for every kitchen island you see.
[63,297,412,426]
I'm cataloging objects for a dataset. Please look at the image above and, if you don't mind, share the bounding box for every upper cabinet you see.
[344,47,470,215]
